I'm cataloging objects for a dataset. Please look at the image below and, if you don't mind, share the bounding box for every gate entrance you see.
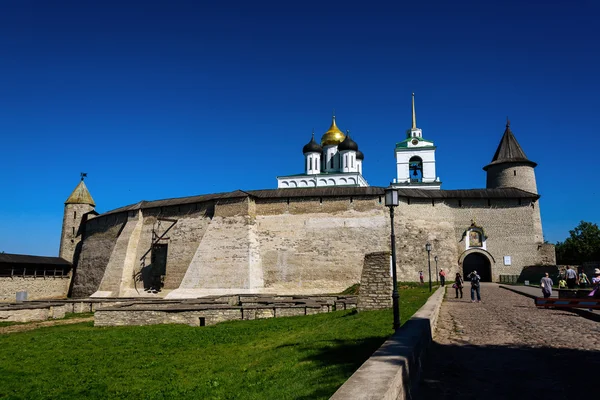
[462,252,492,282]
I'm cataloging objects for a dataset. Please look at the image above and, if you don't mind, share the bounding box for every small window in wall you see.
[330,156,334,169]
[73,211,77,219]
[514,170,517,176]
[345,154,348,168]
[378,196,382,204]
[351,156,354,168]
[72,227,75,235]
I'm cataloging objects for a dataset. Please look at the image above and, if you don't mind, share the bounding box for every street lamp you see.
[425,242,432,292]
[434,255,439,284]
[384,187,400,330]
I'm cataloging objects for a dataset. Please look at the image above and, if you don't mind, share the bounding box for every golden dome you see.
[320,116,346,146]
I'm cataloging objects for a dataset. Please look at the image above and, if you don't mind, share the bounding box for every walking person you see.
[439,269,446,286]
[454,272,464,299]
[591,269,600,297]
[419,271,424,285]
[540,272,553,298]
[578,268,590,288]
[468,270,481,302]
[565,266,578,289]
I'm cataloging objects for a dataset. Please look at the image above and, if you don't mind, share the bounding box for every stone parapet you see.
[330,286,445,400]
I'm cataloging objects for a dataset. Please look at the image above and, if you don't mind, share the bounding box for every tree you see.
[555,221,600,264]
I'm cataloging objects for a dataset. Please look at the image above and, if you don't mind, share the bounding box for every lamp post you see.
[384,187,400,330]
[434,255,439,284]
[425,242,432,292]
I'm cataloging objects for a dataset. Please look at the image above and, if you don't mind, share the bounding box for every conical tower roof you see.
[65,180,95,206]
[483,120,537,171]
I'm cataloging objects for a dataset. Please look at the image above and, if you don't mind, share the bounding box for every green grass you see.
[0,312,94,327]
[0,287,432,400]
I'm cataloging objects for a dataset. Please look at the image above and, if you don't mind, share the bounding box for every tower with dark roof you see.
[59,176,97,264]
[484,120,538,194]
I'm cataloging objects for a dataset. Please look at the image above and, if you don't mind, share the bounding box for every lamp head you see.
[425,242,431,252]
[384,187,399,207]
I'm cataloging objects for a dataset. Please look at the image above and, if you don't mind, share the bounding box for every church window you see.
[351,156,354,168]
[409,156,423,183]
[345,154,348,168]
[310,158,313,171]
[330,155,334,169]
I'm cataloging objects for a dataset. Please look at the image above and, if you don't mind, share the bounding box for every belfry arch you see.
[458,249,495,282]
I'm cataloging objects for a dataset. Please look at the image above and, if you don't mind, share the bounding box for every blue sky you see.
[1,0,599,256]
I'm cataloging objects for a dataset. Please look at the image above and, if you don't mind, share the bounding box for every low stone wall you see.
[94,295,357,327]
[0,276,70,302]
[330,286,445,400]
[0,303,70,323]
[358,251,392,311]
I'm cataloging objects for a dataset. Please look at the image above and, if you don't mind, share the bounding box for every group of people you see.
[419,267,482,302]
[540,267,600,298]
[452,270,482,302]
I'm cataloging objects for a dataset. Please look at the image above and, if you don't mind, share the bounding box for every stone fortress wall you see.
[71,188,555,299]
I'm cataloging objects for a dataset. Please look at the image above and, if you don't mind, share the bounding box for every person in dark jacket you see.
[454,272,464,299]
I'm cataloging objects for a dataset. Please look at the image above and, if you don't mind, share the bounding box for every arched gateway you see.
[460,251,493,282]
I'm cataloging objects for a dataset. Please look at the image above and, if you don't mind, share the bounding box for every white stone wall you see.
[75,193,552,298]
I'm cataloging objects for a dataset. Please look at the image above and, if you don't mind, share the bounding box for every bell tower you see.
[392,93,441,189]
[59,174,96,264]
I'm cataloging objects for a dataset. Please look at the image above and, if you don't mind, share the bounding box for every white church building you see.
[277,94,441,189]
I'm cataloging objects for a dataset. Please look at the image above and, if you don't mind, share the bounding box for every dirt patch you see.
[0,317,94,334]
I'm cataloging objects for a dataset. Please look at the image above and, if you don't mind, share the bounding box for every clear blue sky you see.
[1,0,599,256]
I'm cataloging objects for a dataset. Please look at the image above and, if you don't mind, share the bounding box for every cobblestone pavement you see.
[419,283,600,399]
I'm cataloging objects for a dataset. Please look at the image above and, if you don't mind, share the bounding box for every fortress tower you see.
[59,175,96,264]
[484,120,538,194]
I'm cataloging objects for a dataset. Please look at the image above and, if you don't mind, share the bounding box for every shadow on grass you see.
[419,342,600,400]
[276,336,390,400]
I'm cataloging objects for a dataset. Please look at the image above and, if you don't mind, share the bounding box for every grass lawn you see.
[0,286,434,400]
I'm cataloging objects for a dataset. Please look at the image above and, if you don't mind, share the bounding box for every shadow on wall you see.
[419,342,600,400]
[518,265,560,283]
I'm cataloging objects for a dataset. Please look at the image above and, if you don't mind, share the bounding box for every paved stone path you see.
[419,283,600,399]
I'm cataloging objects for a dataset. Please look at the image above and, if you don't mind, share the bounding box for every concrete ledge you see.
[330,286,445,400]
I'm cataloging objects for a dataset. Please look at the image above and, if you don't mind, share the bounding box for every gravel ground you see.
[419,283,600,399]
